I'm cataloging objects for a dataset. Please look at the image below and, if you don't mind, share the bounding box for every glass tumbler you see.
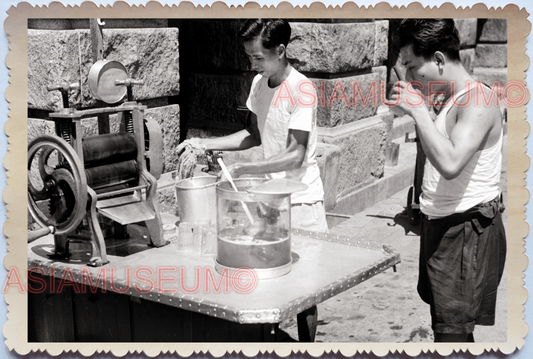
[178,222,193,251]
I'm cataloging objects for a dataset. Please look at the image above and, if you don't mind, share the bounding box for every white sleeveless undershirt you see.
[419,84,503,218]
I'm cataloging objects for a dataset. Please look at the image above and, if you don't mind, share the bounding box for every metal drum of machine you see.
[215,178,299,279]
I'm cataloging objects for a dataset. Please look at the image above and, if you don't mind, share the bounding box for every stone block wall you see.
[473,19,508,86]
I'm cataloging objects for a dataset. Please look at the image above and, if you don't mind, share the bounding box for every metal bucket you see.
[174,176,217,224]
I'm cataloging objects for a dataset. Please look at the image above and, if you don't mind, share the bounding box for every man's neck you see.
[440,64,476,103]
[268,60,291,88]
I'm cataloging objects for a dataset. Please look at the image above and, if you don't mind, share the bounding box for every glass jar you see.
[215,178,292,278]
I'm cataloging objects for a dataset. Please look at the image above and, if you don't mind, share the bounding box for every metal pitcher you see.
[174,176,218,225]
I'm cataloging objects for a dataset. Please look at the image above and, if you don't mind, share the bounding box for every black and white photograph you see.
[2,1,529,357]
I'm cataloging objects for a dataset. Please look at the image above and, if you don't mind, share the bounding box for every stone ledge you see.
[318,112,391,197]
[331,140,417,216]
[318,112,388,141]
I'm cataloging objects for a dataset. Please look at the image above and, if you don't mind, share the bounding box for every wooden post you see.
[89,18,110,134]
[89,18,104,62]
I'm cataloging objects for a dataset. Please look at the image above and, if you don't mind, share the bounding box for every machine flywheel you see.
[28,135,87,236]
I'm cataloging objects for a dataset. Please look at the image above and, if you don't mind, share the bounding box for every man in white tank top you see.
[386,19,506,342]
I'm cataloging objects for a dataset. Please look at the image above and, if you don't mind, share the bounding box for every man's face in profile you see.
[400,44,443,97]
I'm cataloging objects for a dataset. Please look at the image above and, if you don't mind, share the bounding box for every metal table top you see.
[28,226,400,325]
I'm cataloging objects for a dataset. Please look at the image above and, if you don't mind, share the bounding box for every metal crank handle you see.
[28,225,55,243]
[46,82,80,92]
[115,79,144,87]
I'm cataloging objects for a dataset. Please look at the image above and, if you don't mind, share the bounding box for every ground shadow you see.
[366,208,421,236]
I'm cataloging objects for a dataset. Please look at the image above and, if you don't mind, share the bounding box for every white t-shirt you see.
[245,68,324,204]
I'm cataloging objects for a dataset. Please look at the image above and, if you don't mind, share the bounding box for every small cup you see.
[201,227,217,257]
[178,222,193,251]
[163,223,177,244]
[192,220,210,252]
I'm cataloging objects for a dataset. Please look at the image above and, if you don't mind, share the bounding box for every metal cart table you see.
[28,227,400,342]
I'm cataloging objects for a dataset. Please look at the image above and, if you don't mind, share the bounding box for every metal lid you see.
[246,178,308,195]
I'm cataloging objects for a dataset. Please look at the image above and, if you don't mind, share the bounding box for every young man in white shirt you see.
[178,19,328,234]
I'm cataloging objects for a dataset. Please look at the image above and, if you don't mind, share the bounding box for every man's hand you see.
[217,162,244,183]
[176,138,207,181]
[384,81,428,118]
[176,138,206,156]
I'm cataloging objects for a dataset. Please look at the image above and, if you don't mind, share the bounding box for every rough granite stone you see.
[28,19,168,30]
[188,72,255,128]
[316,143,342,211]
[374,21,389,67]
[311,68,385,127]
[288,22,375,73]
[473,67,507,87]
[94,28,180,104]
[318,114,388,196]
[479,19,507,43]
[28,30,83,111]
[144,105,181,173]
[454,19,478,47]
[28,28,180,110]
[28,119,56,143]
[475,44,507,68]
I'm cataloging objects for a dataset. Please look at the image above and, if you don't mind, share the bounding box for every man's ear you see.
[277,44,286,58]
[434,51,446,68]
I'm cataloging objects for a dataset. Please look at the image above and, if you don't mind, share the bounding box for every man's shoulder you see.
[286,68,315,95]
[455,83,502,119]
[450,83,503,146]
[287,68,309,82]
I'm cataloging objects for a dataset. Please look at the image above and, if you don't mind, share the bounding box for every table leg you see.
[297,305,317,342]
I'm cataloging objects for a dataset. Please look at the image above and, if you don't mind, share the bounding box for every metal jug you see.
[174,176,217,225]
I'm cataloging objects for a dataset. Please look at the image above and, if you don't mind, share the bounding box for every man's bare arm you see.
[386,83,500,179]
[223,129,308,179]
[199,111,262,151]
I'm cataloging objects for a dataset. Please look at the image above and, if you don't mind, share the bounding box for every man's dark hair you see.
[239,19,291,49]
[395,19,461,61]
